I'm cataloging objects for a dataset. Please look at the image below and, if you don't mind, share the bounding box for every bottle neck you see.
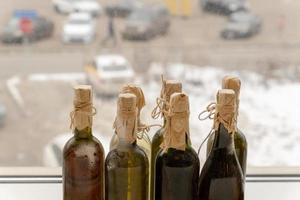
[212,123,235,150]
[74,127,92,139]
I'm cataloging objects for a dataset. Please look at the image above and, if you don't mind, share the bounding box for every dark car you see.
[105,0,142,18]
[1,10,54,44]
[221,11,262,39]
[200,0,248,15]
[122,5,170,40]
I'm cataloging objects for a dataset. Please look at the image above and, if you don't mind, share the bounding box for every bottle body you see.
[199,125,244,200]
[150,127,164,200]
[63,130,105,200]
[155,146,200,200]
[105,141,149,200]
[206,128,247,175]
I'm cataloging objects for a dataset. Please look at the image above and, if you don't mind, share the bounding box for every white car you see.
[85,54,135,96]
[62,12,96,44]
[53,0,102,16]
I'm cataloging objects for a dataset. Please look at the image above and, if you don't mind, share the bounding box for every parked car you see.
[85,54,135,96]
[62,12,96,44]
[200,0,248,15]
[52,0,102,16]
[105,0,142,18]
[221,11,262,39]
[43,132,108,167]
[122,5,170,40]
[0,102,6,127]
[1,10,54,44]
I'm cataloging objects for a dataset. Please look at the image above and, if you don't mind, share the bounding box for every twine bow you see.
[69,101,97,130]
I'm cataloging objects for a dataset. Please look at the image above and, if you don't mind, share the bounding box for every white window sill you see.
[0,167,300,200]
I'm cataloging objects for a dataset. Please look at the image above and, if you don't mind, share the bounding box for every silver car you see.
[122,5,170,40]
[221,11,262,39]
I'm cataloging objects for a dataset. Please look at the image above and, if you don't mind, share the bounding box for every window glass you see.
[0,0,298,169]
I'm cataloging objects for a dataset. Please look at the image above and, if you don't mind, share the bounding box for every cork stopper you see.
[71,85,93,130]
[222,75,241,99]
[121,84,145,112]
[214,89,237,134]
[114,93,137,143]
[161,92,190,152]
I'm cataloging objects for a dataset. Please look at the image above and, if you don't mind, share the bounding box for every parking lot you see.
[0,0,300,166]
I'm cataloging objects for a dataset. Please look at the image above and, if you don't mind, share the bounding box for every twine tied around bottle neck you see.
[160,93,190,153]
[69,101,97,130]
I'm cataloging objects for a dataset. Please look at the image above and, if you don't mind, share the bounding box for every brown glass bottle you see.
[63,85,104,200]
[155,93,200,200]
[198,90,244,200]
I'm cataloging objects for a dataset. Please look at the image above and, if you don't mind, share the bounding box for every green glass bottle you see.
[155,93,200,200]
[150,80,182,200]
[63,85,104,200]
[105,93,149,200]
[110,84,151,161]
[207,76,247,175]
[198,89,244,200]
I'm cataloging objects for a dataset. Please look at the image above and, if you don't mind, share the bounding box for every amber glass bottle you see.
[206,76,247,175]
[198,89,244,200]
[150,80,182,200]
[155,93,200,200]
[105,93,149,200]
[63,85,104,200]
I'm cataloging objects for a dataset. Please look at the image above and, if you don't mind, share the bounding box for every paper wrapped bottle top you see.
[72,85,93,131]
[161,92,190,152]
[121,84,145,112]
[161,80,182,102]
[114,93,137,143]
[222,75,241,100]
[214,89,237,134]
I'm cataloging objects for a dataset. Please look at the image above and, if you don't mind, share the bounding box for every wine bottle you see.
[150,80,182,200]
[155,93,200,200]
[110,84,151,160]
[198,89,244,200]
[105,93,149,200]
[63,85,104,200]
[206,76,248,175]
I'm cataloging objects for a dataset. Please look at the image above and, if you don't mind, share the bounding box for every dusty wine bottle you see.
[105,93,149,200]
[198,89,244,200]
[63,85,104,200]
[110,84,151,161]
[155,92,200,200]
[206,76,248,175]
[150,80,182,200]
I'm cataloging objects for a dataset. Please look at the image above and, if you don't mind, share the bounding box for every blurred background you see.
[0,0,299,168]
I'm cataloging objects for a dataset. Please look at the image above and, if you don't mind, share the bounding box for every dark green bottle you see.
[198,89,244,200]
[63,85,104,200]
[105,93,149,200]
[155,93,200,200]
[150,80,182,200]
[207,76,247,175]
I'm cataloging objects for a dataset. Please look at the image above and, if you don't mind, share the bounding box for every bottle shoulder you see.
[63,135,104,155]
[235,129,247,146]
[105,143,149,168]
[157,147,200,167]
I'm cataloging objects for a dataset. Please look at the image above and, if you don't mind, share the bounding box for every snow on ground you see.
[144,63,300,167]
